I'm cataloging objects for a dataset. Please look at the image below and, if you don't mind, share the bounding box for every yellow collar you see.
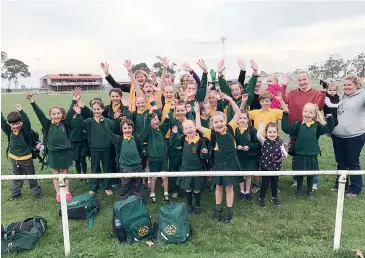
[302,120,315,127]
[177,116,186,123]
[239,125,248,134]
[123,135,134,140]
[259,108,271,112]
[187,96,195,102]
[112,104,121,112]
[185,134,200,144]
[137,109,146,114]
[51,120,60,126]
[215,127,227,135]
[165,99,175,104]
[12,129,20,135]
[201,115,209,120]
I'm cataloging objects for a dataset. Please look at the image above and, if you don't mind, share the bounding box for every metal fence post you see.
[59,176,71,256]
[333,172,347,251]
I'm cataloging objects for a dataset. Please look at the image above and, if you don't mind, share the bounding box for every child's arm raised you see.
[124,60,143,97]
[16,105,31,136]
[186,104,194,120]
[248,128,261,151]
[237,58,247,87]
[280,74,291,104]
[1,112,11,136]
[139,110,153,143]
[160,112,171,136]
[222,93,241,122]
[274,92,289,112]
[101,62,131,92]
[281,112,296,135]
[195,60,208,102]
[217,60,231,96]
[27,93,51,129]
[316,89,327,111]
[256,120,266,145]
[183,63,201,88]
[194,102,211,140]
[99,117,121,148]
[169,125,183,149]
[319,114,335,135]
[244,60,258,106]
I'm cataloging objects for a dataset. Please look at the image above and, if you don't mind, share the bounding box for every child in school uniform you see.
[83,99,118,196]
[228,107,261,201]
[27,93,73,202]
[195,93,241,223]
[98,117,143,199]
[170,121,209,214]
[139,106,171,203]
[281,101,335,199]
[1,106,42,201]
[256,121,287,207]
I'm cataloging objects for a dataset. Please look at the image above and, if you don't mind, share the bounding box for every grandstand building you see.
[40,74,103,91]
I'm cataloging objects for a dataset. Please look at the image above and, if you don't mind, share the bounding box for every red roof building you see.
[40,74,103,91]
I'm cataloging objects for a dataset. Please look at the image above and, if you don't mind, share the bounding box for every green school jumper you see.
[84,117,116,192]
[235,126,261,171]
[170,133,208,191]
[203,128,240,186]
[186,72,208,116]
[219,75,258,122]
[139,113,170,172]
[282,112,335,170]
[31,102,72,169]
[68,101,89,161]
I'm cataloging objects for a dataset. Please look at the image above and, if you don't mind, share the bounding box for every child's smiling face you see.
[182,120,196,138]
[92,104,103,118]
[266,126,278,141]
[186,84,197,97]
[164,86,174,101]
[110,92,122,105]
[238,113,249,127]
[135,72,146,85]
[143,83,153,96]
[150,115,160,129]
[136,97,146,111]
[230,84,242,99]
[212,114,226,133]
[50,107,63,123]
[175,104,187,118]
[122,122,133,137]
[302,105,316,123]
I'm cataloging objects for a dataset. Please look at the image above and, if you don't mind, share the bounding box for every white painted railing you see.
[1,170,364,257]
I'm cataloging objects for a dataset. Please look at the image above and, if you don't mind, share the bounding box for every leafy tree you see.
[132,62,151,74]
[1,51,8,80]
[320,54,344,79]
[2,58,31,89]
[352,53,365,77]
[308,63,320,79]
[153,55,177,77]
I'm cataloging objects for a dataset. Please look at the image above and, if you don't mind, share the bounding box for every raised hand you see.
[170,102,176,110]
[121,97,129,107]
[72,87,82,101]
[196,59,208,73]
[100,62,109,75]
[221,92,232,101]
[281,73,291,86]
[162,57,169,69]
[274,92,283,102]
[194,101,200,113]
[241,93,248,103]
[150,72,157,84]
[152,85,161,92]
[124,60,133,73]
[73,104,81,114]
[114,109,122,119]
[186,104,192,113]
[15,104,22,111]
[172,125,178,134]
[237,58,246,71]
[217,60,226,75]
[77,99,85,108]
[250,59,258,75]
[182,63,192,72]
[26,93,34,103]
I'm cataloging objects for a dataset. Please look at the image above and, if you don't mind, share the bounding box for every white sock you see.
[164,192,169,196]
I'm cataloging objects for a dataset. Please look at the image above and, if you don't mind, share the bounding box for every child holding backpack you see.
[281,101,335,199]
[195,93,241,223]
[27,93,73,202]
[1,106,42,201]
[170,121,209,214]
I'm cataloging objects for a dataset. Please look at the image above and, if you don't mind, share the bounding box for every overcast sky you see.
[1,0,365,88]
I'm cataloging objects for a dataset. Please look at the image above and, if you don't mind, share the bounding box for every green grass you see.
[1,85,365,258]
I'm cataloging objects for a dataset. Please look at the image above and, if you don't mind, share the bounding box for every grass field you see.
[1,83,365,258]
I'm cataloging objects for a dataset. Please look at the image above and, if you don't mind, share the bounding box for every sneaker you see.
[188,205,193,214]
[171,193,178,199]
[238,192,246,200]
[163,194,169,203]
[10,194,22,201]
[271,197,280,207]
[34,193,42,200]
[213,209,222,221]
[194,206,201,214]
[346,193,358,199]
[296,190,303,197]
[105,190,113,196]
[222,214,232,223]
[308,192,315,200]
[312,184,318,191]
[245,193,253,201]
[66,192,73,201]
[150,193,157,203]
[251,184,260,194]
[258,198,266,208]
[56,193,61,203]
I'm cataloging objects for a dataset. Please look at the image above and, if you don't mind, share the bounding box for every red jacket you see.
[265,84,282,109]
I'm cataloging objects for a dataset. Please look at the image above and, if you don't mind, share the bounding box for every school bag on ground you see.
[1,216,47,254]
[112,195,152,243]
[58,194,99,229]
[156,202,191,243]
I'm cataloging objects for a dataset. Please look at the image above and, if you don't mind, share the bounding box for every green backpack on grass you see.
[112,195,152,243]
[156,203,191,243]
[1,216,47,254]
[58,194,99,229]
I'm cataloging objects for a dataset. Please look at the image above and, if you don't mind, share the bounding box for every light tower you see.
[220,36,226,60]
[35,58,40,88]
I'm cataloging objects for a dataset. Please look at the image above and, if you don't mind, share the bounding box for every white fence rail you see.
[1,170,364,257]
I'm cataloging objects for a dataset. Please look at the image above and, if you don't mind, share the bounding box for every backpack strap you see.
[196,138,204,153]
[315,122,322,156]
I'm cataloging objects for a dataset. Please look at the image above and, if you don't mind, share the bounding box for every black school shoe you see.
[258,198,266,208]
[271,197,280,207]
[307,192,315,200]
[238,192,246,200]
[188,206,193,214]
[194,206,201,214]
[296,190,303,197]
[34,193,42,200]
[245,193,253,201]
[163,194,170,203]
[213,209,222,221]
[10,194,22,201]
[222,213,232,223]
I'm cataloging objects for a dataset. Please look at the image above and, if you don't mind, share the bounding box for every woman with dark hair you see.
[331,75,365,198]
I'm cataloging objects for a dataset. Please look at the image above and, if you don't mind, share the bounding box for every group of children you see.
[2,57,347,223]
